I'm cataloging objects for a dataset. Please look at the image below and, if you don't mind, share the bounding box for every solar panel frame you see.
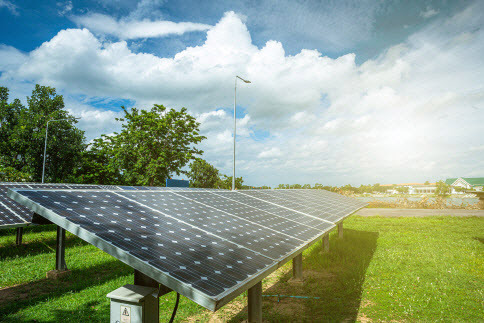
[7,188,367,311]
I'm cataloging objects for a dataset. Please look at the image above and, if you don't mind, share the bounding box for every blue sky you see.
[1,0,483,187]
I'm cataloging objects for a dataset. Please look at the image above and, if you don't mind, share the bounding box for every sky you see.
[0,0,483,187]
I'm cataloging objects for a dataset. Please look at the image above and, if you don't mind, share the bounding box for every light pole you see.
[42,117,80,183]
[233,75,251,191]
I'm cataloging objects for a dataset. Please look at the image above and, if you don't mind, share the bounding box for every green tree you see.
[0,166,32,182]
[0,85,85,182]
[435,180,451,196]
[111,105,206,186]
[302,184,311,189]
[72,136,122,184]
[188,158,220,188]
[0,87,24,170]
[396,186,409,194]
[219,175,244,190]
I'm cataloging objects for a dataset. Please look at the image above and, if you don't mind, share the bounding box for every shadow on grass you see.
[229,228,379,322]
[474,237,484,244]
[49,300,110,323]
[0,227,89,260]
[0,259,132,321]
[0,223,58,237]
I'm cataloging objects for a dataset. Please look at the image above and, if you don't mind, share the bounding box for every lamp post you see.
[42,117,80,183]
[233,75,251,191]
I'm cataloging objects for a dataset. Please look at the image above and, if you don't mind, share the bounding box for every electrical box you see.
[107,284,159,323]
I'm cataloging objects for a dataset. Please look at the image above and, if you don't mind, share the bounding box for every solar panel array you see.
[0,183,225,228]
[8,188,366,310]
[0,183,109,228]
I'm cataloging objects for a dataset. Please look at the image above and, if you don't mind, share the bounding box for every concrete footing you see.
[248,281,262,323]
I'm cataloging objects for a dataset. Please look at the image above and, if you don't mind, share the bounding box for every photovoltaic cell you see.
[0,183,223,229]
[239,190,366,223]
[8,188,366,311]
[11,190,273,297]
[176,191,332,241]
[0,183,105,228]
[116,191,299,259]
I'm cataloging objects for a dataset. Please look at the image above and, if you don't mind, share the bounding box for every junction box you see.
[107,284,159,323]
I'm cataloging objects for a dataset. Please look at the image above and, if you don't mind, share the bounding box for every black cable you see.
[168,293,180,323]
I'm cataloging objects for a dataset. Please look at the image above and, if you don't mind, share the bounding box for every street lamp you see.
[42,117,81,183]
[233,75,251,191]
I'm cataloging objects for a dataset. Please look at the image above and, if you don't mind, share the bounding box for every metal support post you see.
[292,253,303,281]
[248,281,262,323]
[16,227,23,245]
[134,269,172,296]
[338,222,343,239]
[322,234,329,253]
[134,270,159,289]
[56,226,68,270]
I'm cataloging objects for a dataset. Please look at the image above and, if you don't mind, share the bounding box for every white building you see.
[445,177,484,192]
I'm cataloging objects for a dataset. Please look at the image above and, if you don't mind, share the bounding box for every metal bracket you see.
[134,270,173,297]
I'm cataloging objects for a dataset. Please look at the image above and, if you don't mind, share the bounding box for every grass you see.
[0,216,483,322]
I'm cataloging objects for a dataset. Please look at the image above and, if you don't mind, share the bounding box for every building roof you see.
[446,177,484,186]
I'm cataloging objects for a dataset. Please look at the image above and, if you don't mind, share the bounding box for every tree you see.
[424,181,430,185]
[219,175,244,190]
[72,136,123,184]
[435,180,451,196]
[0,85,85,182]
[396,186,409,194]
[109,105,205,186]
[302,184,311,189]
[0,166,32,182]
[0,87,23,170]
[188,158,220,188]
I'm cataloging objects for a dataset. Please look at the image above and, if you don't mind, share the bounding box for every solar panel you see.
[239,190,366,223]
[8,188,366,311]
[0,183,104,229]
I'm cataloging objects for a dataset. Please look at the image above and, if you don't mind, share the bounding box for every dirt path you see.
[356,208,484,217]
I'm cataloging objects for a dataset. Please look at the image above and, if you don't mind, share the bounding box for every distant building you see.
[381,183,437,194]
[445,177,484,192]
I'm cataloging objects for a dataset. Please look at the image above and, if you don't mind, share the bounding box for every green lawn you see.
[0,215,483,322]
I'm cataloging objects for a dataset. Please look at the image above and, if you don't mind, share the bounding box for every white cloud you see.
[258,147,282,159]
[0,45,27,71]
[71,13,211,39]
[2,4,484,186]
[57,1,73,16]
[0,0,18,15]
[420,6,439,19]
